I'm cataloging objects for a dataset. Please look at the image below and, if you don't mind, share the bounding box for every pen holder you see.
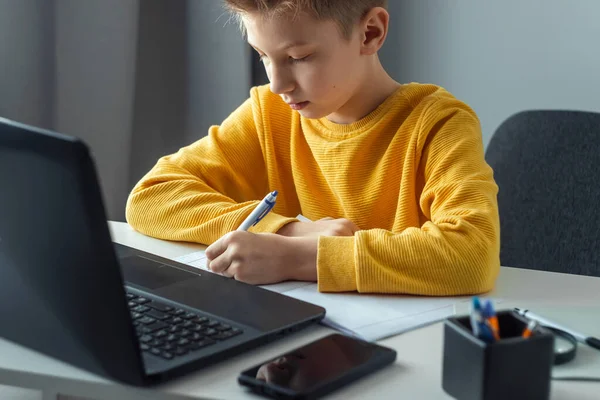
[442,310,554,400]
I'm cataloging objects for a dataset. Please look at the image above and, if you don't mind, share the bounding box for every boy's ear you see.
[359,7,390,56]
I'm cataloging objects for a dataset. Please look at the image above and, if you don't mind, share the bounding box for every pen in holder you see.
[442,310,554,400]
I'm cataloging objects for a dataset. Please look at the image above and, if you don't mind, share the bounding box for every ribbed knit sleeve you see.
[125,88,297,244]
[317,98,500,295]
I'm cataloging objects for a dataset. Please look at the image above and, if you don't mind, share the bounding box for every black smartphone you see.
[238,333,397,400]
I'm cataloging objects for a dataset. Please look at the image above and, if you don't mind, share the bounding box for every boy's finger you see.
[205,232,231,260]
[208,251,232,274]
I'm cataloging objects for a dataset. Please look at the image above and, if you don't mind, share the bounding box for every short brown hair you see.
[223,0,388,39]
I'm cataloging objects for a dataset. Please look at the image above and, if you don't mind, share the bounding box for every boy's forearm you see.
[286,237,318,281]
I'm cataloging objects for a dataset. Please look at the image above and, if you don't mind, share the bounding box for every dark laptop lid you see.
[0,117,325,385]
[0,117,145,384]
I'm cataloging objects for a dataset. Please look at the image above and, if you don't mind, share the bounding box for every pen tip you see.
[272,190,278,196]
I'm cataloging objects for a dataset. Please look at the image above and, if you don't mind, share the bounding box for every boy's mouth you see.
[288,101,310,111]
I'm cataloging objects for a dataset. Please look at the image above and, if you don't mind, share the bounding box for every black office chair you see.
[485,110,600,276]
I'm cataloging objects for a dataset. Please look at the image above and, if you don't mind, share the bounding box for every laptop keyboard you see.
[126,291,243,361]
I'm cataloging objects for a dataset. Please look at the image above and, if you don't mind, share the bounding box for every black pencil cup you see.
[442,310,554,400]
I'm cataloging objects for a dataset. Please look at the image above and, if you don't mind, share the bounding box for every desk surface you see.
[0,221,598,400]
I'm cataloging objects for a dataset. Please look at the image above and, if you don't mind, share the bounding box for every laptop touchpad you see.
[120,255,198,290]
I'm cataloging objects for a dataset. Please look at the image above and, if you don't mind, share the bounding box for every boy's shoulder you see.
[400,83,476,118]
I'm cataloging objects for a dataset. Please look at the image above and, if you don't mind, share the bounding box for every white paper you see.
[295,214,311,222]
[174,249,465,341]
[284,284,468,341]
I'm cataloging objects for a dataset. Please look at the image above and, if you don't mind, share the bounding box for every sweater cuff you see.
[317,236,357,292]
[249,212,298,234]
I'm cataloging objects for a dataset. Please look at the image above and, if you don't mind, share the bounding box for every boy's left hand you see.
[205,231,318,285]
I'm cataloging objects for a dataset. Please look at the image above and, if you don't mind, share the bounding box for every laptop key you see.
[180,329,192,337]
[128,301,137,308]
[126,293,137,300]
[184,312,197,320]
[196,338,216,348]
[155,330,168,338]
[138,316,156,325]
[130,312,143,320]
[150,339,165,347]
[148,302,173,313]
[150,348,161,356]
[146,321,168,333]
[213,329,243,341]
[193,316,208,324]
[134,297,151,305]
[140,343,150,351]
[171,317,184,325]
[177,338,190,347]
[137,326,154,335]
[175,347,188,356]
[160,352,174,360]
[182,320,194,329]
[131,305,149,313]
[206,320,220,328]
[162,343,175,351]
[191,333,204,341]
[216,324,231,331]
[204,329,218,336]
[139,335,153,344]
[146,309,169,320]
[170,309,186,316]
[168,325,181,333]
[166,334,179,343]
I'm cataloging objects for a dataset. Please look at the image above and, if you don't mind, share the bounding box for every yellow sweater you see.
[126,83,500,295]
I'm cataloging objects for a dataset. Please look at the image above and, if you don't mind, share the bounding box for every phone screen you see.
[239,334,394,395]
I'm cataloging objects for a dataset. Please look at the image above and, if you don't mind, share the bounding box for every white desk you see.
[0,221,599,400]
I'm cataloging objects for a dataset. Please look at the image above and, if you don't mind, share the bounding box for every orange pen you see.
[482,300,501,340]
[522,319,539,339]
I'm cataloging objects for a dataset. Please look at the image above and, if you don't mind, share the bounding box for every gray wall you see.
[186,1,251,144]
[0,0,54,128]
[54,0,139,221]
[0,0,250,221]
[381,0,600,145]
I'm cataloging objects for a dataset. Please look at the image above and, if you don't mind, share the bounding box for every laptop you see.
[0,117,325,385]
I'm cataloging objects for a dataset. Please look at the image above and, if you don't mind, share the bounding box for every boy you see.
[126,0,500,295]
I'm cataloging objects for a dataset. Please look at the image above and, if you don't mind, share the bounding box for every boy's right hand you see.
[276,217,359,238]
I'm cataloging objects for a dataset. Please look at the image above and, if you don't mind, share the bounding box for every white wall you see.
[381,0,600,145]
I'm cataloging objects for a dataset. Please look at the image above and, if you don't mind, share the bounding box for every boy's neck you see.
[326,58,401,125]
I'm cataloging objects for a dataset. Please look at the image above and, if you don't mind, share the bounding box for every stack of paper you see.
[173,250,467,341]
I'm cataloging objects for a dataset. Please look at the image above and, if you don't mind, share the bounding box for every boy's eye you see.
[289,55,310,63]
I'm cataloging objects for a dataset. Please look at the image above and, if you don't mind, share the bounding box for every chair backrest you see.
[485,110,600,276]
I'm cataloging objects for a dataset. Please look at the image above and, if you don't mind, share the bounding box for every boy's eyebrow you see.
[248,40,312,53]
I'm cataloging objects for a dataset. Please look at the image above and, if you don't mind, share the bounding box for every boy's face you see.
[244,12,364,121]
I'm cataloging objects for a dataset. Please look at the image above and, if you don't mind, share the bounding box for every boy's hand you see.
[205,232,318,285]
[277,217,359,238]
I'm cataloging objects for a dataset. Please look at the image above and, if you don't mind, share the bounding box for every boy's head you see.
[223,0,390,123]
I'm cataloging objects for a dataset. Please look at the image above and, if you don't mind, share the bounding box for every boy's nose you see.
[268,66,295,95]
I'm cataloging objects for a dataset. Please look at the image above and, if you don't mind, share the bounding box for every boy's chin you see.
[296,107,328,120]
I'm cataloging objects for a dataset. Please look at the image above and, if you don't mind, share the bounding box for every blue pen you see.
[470,297,482,337]
[237,191,278,231]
